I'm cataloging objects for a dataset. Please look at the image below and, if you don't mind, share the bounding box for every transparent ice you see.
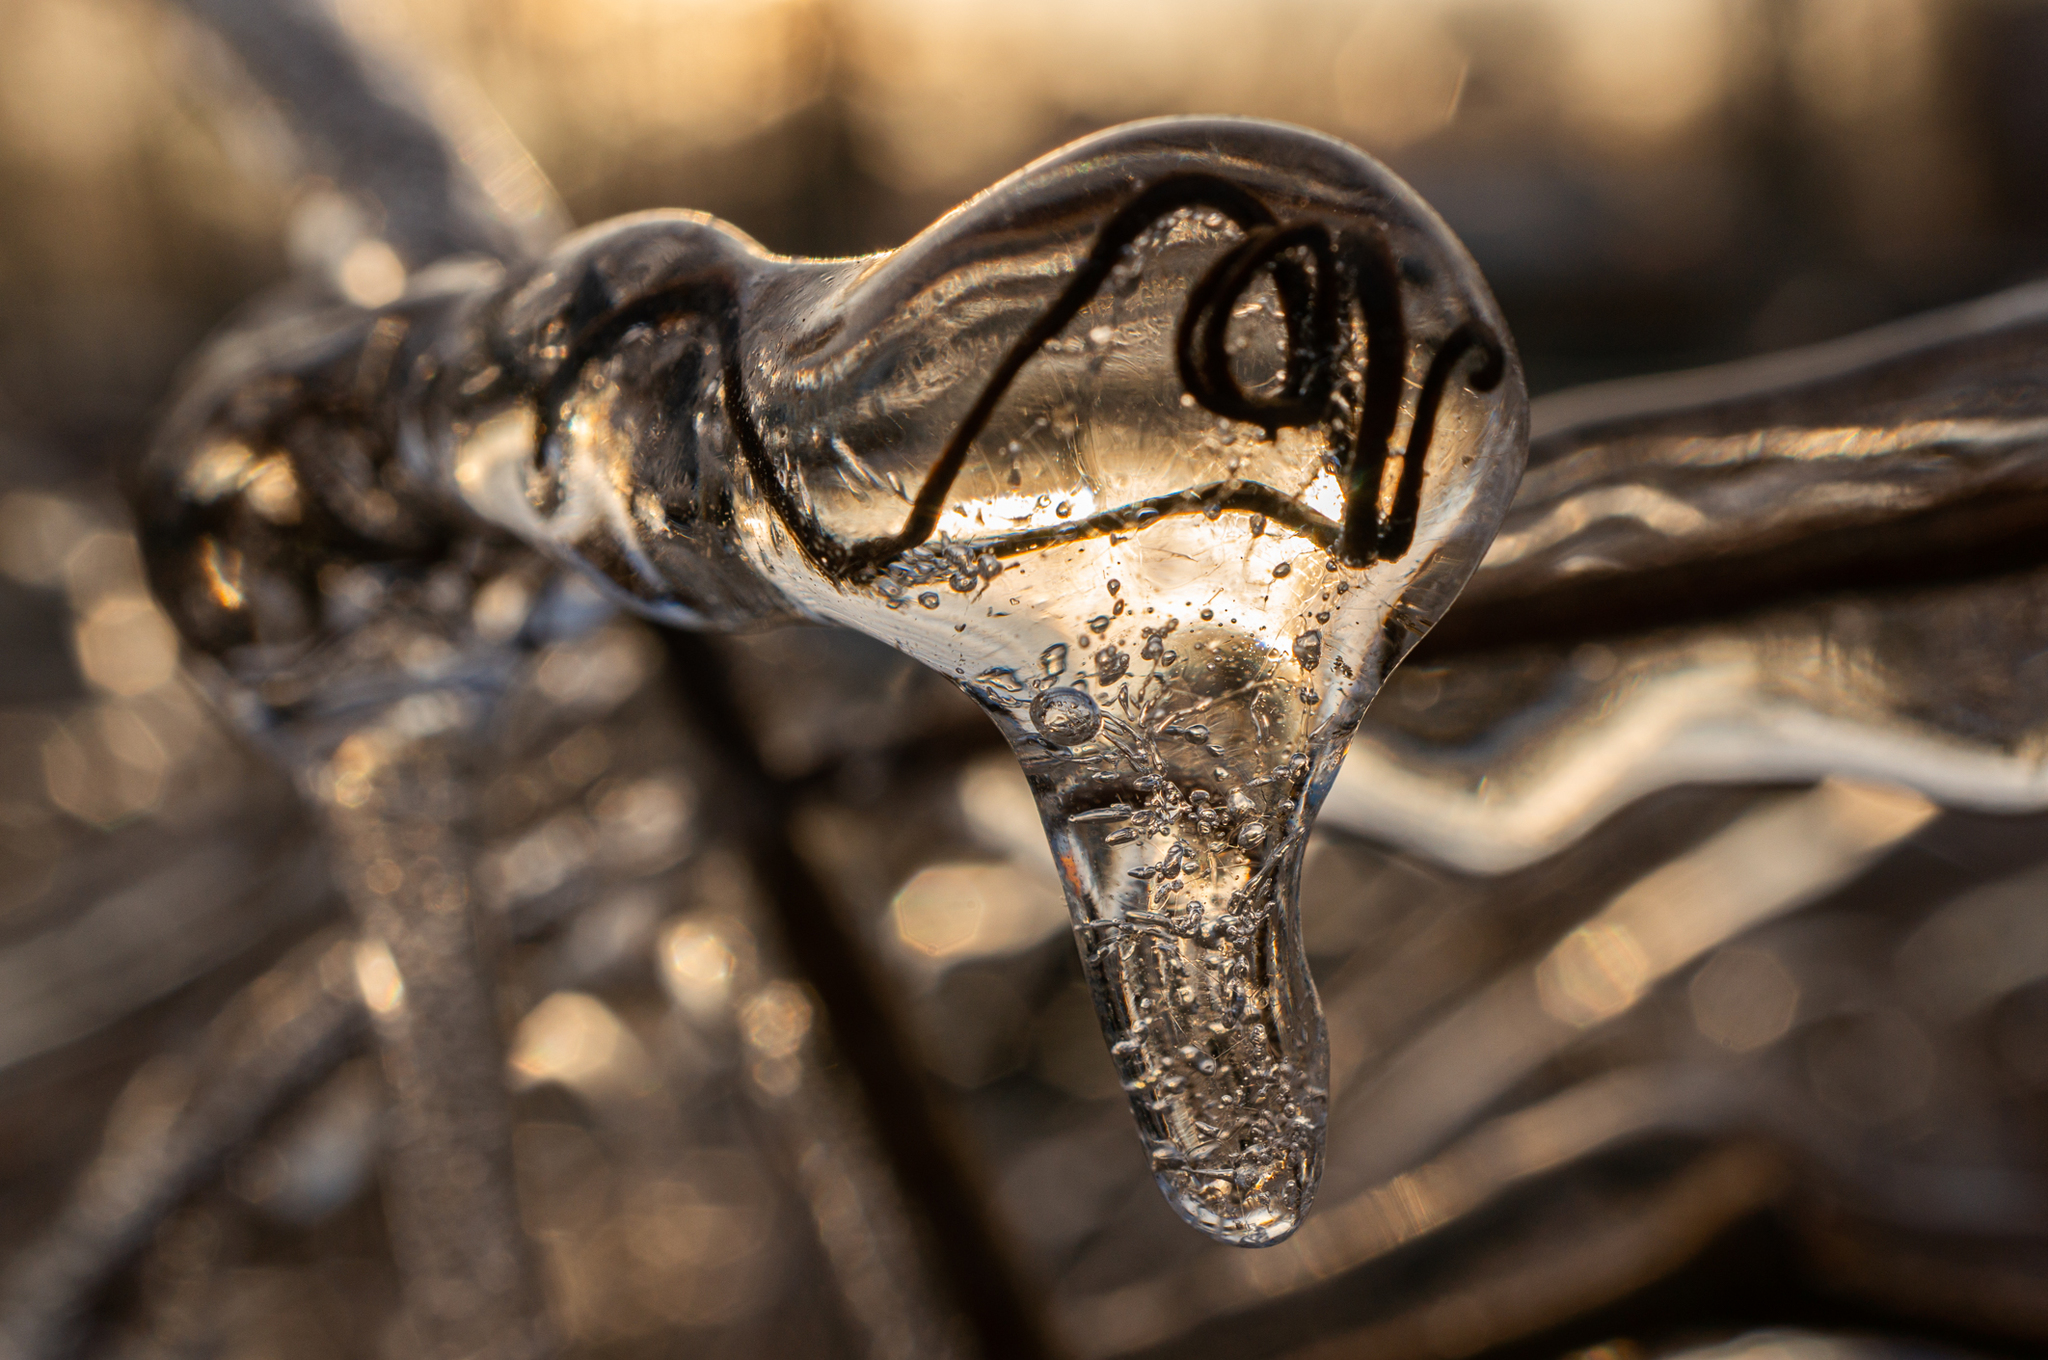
[138,118,1526,1244]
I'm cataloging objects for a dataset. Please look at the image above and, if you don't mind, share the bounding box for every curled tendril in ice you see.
[530,172,1504,586]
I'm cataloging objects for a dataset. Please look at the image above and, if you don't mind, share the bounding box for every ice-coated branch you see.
[168,0,565,268]
[135,116,1528,1243]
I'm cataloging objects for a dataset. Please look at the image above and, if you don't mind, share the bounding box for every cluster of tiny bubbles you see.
[873,536,1004,610]
[876,513,1363,1248]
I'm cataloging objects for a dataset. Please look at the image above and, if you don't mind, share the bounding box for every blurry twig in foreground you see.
[0,933,365,1360]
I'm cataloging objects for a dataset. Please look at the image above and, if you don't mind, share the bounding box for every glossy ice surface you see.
[137,118,1526,1244]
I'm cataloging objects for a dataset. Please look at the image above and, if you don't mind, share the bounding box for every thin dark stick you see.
[661,631,1063,1360]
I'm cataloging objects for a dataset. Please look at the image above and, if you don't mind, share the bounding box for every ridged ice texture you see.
[137,118,1527,1245]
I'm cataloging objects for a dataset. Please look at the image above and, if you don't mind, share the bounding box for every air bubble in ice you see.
[1030,687,1102,746]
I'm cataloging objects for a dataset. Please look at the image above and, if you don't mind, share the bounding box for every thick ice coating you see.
[136,118,1527,1244]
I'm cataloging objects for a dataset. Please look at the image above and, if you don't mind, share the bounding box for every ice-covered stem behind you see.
[170,0,566,269]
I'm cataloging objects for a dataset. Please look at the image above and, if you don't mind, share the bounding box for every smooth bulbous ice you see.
[138,118,1527,1244]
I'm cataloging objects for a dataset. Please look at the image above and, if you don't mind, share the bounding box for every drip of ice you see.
[138,118,1526,1245]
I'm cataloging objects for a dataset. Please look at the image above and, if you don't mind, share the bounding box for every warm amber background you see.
[5,0,2045,730]
[1,0,2044,493]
